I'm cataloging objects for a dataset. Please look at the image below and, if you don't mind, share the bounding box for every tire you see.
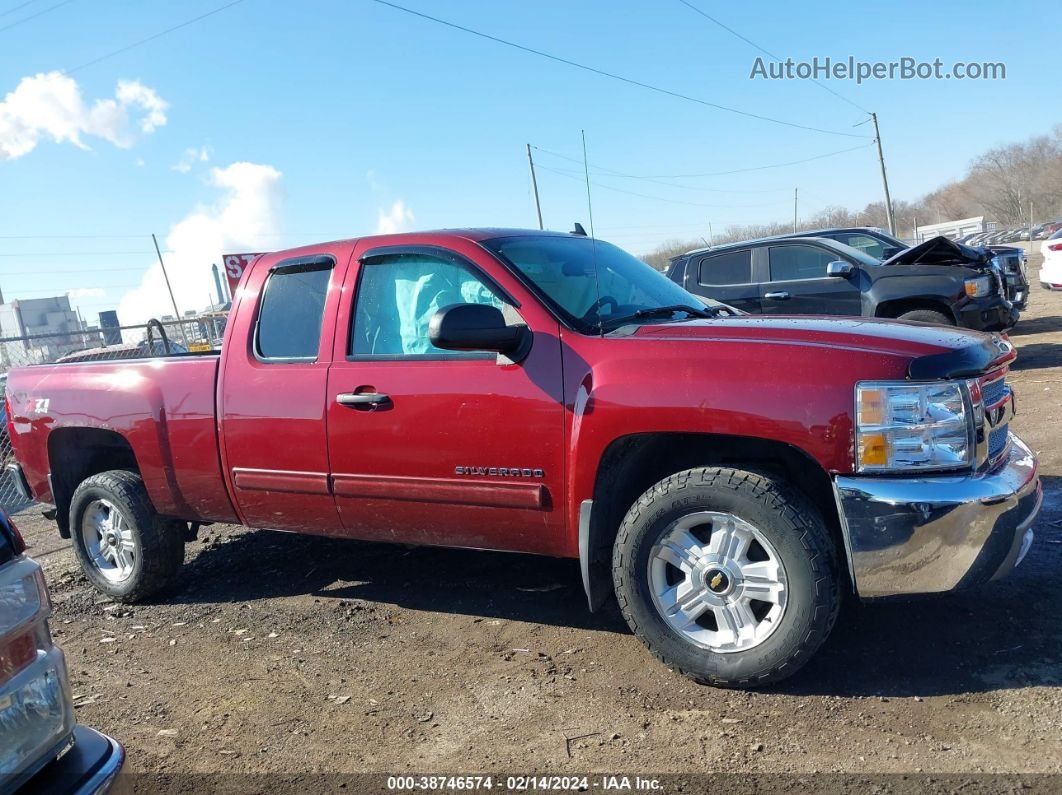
[612,467,840,688]
[69,470,184,603]
[896,309,953,325]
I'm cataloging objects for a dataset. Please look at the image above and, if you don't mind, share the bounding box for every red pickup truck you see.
[3,228,1042,687]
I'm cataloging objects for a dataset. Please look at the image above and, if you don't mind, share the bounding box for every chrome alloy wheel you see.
[648,511,788,653]
[80,498,136,583]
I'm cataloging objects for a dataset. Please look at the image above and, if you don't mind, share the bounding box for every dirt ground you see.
[14,253,1062,785]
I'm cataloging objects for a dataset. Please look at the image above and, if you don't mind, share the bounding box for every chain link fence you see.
[0,312,228,512]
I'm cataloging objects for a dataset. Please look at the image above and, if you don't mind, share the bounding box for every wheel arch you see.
[874,296,957,323]
[48,427,140,538]
[580,432,850,611]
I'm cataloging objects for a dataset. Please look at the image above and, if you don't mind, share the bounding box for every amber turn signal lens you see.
[857,432,888,467]
[857,388,886,427]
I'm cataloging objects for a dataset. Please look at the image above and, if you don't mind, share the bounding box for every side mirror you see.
[429,303,531,363]
[881,246,903,258]
[826,260,854,278]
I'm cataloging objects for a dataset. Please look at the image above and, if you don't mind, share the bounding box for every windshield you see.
[483,234,715,332]
[827,240,883,268]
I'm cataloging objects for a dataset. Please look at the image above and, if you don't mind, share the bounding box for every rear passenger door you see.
[688,249,760,313]
[761,243,863,316]
[220,250,350,534]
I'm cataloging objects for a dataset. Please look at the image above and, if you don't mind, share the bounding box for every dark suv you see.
[667,235,1018,331]
[788,227,1029,310]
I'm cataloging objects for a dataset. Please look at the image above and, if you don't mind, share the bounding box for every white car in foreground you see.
[1041,229,1062,289]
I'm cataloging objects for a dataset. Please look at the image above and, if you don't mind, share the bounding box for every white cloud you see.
[0,71,169,160]
[66,287,106,299]
[117,162,284,325]
[171,144,210,173]
[376,199,414,234]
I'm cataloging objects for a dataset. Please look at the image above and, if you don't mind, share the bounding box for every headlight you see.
[964,276,992,297]
[855,381,972,472]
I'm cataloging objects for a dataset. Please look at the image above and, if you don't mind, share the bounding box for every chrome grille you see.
[988,424,1009,459]
[981,376,1010,408]
[980,371,1012,467]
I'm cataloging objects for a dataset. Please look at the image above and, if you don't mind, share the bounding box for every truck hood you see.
[881,235,992,269]
[627,315,1015,379]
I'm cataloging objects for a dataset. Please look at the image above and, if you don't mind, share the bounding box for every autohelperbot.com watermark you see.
[750,56,1006,84]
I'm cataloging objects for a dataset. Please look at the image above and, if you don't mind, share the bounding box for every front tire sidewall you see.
[69,474,176,602]
[615,472,836,687]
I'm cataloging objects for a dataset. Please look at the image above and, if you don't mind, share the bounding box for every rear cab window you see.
[255,257,335,361]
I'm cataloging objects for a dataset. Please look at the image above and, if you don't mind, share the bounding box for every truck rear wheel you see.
[612,467,840,688]
[69,470,184,603]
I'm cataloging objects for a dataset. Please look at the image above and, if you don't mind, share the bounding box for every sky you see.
[0,0,1058,326]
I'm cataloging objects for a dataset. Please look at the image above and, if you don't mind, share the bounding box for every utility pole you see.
[870,112,896,236]
[526,144,543,230]
[793,188,798,232]
[152,233,188,343]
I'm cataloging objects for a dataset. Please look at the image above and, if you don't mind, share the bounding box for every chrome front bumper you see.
[833,434,1042,598]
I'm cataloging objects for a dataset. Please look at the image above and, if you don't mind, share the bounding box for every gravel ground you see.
[11,256,1062,785]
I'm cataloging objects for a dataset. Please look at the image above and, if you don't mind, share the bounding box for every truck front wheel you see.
[69,470,184,603]
[612,467,840,688]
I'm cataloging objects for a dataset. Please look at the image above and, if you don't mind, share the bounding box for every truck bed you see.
[6,354,238,525]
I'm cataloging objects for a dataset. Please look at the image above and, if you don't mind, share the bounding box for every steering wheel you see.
[582,295,619,322]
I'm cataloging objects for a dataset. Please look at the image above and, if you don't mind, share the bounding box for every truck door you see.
[219,249,350,534]
[761,243,863,316]
[688,250,761,314]
[325,241,567,556]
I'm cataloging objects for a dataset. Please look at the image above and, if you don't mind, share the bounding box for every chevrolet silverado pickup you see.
[3,228,1043,687]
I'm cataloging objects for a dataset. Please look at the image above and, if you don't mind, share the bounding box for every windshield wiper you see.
[602,304,717,329]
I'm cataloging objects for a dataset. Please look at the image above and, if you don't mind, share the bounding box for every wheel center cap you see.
[705,568,732,594]
[104,532,117,547]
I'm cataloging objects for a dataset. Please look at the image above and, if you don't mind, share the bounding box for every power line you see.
[370,0,870,140]
[0,0,42,18]
[66,0,247,74]
[673,0,870,115]
[536,164,791,209]
[531,150,790,194]
[532,142,873,180]
[0,0,73,33]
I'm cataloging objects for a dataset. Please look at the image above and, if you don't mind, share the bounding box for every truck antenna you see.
[581,130,603,337]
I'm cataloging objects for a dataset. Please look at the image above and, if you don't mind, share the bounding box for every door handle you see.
[336,392,390,407]
[764,291,790,300]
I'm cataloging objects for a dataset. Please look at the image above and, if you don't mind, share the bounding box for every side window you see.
[697,250,752,286]
[768,245,836,282]
[838,234,885,259]
[256,259,333,360]
[351,252,508,358]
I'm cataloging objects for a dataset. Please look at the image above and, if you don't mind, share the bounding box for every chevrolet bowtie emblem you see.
[709,573,724,590]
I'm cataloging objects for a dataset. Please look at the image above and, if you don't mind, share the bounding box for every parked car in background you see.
[1040,229,1062,290]
[786,227,1029,310]
[2,228,1041,688]
[668,235,1018,330]
[0,511,124,792]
